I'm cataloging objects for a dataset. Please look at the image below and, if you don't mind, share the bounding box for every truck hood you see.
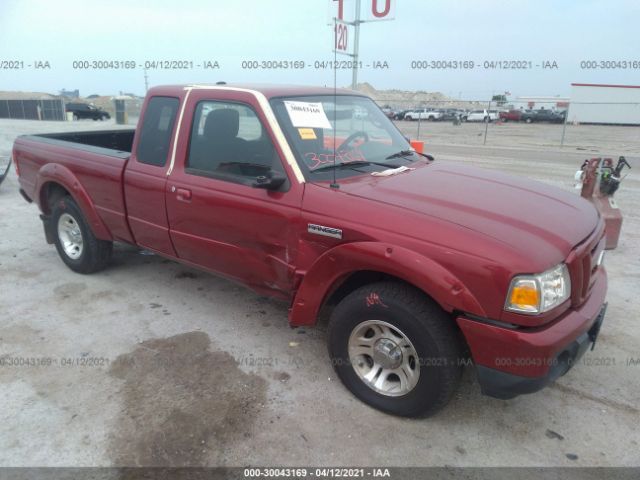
[337,163,599,260]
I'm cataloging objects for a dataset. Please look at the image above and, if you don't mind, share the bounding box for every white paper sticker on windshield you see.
[284,101,333,129]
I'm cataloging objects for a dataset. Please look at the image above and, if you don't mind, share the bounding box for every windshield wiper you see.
[310,160,397,173]
[385,150,434,161]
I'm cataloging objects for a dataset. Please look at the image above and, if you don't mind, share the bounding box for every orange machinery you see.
[578,157,631,249]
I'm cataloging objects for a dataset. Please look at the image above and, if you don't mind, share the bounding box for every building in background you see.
[59,89,80,99]
[512,96,570,111]
[567,83,640,125]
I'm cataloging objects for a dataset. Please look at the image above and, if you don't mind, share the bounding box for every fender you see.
[289,241,486,326]
[35,163,113,241]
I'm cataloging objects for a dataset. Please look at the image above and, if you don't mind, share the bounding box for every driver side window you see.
[186,100,285,184]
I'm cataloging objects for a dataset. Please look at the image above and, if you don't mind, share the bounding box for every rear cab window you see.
[136,96,180,166]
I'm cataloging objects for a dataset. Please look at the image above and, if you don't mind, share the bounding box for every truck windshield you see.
[270,95,420,181]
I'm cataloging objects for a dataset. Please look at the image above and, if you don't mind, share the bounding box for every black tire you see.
[328,281,463,417]
[51,195,112,274]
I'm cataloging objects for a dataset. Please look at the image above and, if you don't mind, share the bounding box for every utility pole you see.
[351,0,362,90]
[144,68,149,93]
[331,0,395,90]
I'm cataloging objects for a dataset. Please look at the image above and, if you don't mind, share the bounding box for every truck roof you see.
[147,83,363,99]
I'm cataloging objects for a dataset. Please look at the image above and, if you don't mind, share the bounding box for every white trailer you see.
[567,83,640,125]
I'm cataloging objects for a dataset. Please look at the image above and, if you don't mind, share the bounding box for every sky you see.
[0,0,638,100]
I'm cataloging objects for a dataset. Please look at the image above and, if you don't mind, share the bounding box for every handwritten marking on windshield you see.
[305,149,366,170]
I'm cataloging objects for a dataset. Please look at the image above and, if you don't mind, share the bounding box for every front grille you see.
[567,221,606,307]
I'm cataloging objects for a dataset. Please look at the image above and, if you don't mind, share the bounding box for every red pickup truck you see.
[13,84,608,417]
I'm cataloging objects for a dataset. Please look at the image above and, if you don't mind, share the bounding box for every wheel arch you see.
[36,164,113,241]
[289,242,486,326]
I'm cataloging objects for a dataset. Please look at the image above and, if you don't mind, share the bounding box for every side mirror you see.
[252,173,287,190]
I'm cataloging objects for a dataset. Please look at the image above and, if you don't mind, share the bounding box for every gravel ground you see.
[0,118,639,468]
[396,119,640,156]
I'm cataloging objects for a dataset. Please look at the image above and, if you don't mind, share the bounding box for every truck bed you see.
[14,129,136,244]
[31,129,135,154]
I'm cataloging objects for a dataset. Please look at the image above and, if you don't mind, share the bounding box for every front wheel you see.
[328,282,463,417]
[52,196,112,273]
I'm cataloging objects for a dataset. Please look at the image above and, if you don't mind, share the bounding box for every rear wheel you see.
[328,281,463,417]
[52,196,112,273]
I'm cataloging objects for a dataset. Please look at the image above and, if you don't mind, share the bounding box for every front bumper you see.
[457,268,608,399]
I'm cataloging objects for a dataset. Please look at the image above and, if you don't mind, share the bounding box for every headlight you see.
[505,264,571,314]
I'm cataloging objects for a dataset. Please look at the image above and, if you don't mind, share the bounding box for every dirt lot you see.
[0,118,639,467]
[397,119,640,155]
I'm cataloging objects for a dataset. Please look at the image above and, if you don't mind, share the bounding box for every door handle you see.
[176,188,192,202]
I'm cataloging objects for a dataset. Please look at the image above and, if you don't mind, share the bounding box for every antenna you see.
[330,17,339,189]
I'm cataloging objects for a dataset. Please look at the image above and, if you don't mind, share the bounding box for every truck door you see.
[124,95,181,256]
[165,90,304,297]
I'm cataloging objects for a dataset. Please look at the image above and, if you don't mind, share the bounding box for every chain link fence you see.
[378,99,640,155]
[0,99,66,121]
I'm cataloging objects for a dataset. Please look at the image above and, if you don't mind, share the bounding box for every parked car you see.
[487,110,501,121]
[380,106,395,119]
[393,109,410,120]
[499,109,523,122]
[465,109,499,122]
[521,109,566,124]
[404,108,442,121]
[14,84,608,417]
[65,102,110,121]
[439,109,465,122]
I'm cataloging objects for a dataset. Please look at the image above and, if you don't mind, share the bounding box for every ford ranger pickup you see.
[13,84,608,417]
